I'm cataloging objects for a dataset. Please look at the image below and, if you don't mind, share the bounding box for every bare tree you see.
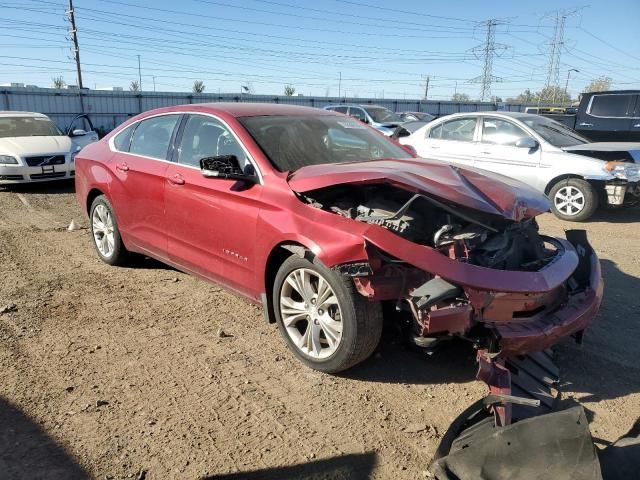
[284,84,296,96]
[52,76,66,89]
[451,93,470,102]
[193,80,206,93]
[129,80,140,92]
[584,76,612,93]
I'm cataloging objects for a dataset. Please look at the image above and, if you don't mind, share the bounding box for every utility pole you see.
[338,72,342,98]
[137,55,142,91]
[564,68,578,105]
[152,75,156,92]
[424,75,430,100]
[66,0,83,89]
[470,19,508,102]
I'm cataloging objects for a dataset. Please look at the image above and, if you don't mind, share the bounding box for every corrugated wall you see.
[1,87,530,132]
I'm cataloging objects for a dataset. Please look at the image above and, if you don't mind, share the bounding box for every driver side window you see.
[177,114,249,169]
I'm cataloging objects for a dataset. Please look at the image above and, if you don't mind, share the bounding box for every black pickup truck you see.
[528,90,640,142]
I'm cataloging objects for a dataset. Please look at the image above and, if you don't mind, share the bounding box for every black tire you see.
[273,255,383,373]
[549,178,598,222]
[89,195,129,266]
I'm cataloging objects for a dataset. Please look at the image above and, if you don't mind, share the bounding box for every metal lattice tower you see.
[470,19,508,102]
[544,9,579,98]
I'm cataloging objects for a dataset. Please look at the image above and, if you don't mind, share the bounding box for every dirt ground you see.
[1,180,638,480]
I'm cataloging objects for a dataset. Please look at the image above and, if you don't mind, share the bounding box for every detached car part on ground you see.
[400,111,640,221]
[75,104,602,432]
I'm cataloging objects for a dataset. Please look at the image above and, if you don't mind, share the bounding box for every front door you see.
[164,114,263,298]
[473,117,542,187]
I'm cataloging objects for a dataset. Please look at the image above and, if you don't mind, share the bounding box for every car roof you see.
[150,103,337,118]
[0,111,50,118]
[438,111,532,120]
[324,104,388,109]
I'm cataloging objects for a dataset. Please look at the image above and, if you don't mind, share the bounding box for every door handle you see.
[480,151,492,154]
[167,173,185,185]
[430,145,440,149]
[578,123,593,127]
[115,162,129,172]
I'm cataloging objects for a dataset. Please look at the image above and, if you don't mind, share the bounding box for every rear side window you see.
[334,106,348,114]
[129,115,180,160]
[348,107,366,122]
[430,118,477,142]
[113,124,135,152]
[588,94,634,118]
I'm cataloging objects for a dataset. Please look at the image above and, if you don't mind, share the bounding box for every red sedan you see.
[75,104,602,396]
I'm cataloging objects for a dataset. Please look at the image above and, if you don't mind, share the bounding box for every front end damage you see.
[296,173,603,428]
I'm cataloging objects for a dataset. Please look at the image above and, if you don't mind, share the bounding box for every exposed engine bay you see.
[303,183,557,272]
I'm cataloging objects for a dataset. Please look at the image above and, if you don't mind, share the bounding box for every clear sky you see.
[1,0,639,100]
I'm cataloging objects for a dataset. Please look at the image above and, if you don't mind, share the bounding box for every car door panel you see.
[164,114,262,298]
[419,117,478,167]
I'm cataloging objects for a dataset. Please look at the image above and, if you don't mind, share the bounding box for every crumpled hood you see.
[288,158,550,221]
[0,136,72,156]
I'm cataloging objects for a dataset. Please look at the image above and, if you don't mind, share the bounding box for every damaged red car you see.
[75,104,603,388]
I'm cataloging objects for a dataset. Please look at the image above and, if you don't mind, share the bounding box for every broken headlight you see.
[605,161,640,181]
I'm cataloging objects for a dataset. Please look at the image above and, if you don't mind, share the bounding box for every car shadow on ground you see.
[204,452,377,480]
[343,325,477,386]
[0,397,88,480]
[589,206,640,223]
[0,179,75,195]
[555,258,640,404]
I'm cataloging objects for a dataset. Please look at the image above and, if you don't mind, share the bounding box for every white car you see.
[0,111,96,184]
[400,111,640,221]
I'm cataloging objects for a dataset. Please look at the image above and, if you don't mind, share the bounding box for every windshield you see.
[521,116,587,147]
[365,107,401,124]
[239,114,412,172]
[0,116,63,138]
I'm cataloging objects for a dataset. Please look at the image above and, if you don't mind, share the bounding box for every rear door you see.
[578,93,637,141]
[164,113,263,297]
[418,116,479,167]
[108,113,181,258]
[474,116,542,187]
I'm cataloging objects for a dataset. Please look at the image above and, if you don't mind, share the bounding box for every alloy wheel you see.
[554,185,585,216]
[279,268,343,359]
[92,204,115,258]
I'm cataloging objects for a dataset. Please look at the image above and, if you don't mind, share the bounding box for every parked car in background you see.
[531,90,640,141]
[0,111,94,184]
[400,111,640,221]
[390,120,430,141]
[398,111,436,123]
[76,103,601,380]
[323,104,402,136]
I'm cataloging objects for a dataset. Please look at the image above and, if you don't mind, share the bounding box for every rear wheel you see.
[273,255,382,373]
[549,178,598,222]
[90,195,129,266]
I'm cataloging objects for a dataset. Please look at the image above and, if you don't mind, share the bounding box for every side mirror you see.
[200,155,258,183]
[515,137,539,149]
[70,129,87,137]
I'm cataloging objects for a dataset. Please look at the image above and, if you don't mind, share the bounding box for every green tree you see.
[451,92,470,101]
[193,80,206,93]
[507,88,535,103]
[52,76,66,89]
[129,80,140,92]
[536,85,572,104]
[284,84,296,96]
[584,76,612,93]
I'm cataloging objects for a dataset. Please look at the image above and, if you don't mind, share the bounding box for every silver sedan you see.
[400,111,640,221]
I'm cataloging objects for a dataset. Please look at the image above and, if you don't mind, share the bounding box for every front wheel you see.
[273,255,382,373]
[549,178,598,222]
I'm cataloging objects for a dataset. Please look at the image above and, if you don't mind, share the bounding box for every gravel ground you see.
[0,180,638,480]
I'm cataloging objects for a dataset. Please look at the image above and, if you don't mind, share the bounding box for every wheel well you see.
[544,174,585,195]
[86,188,104,214]
[263,242,309,324]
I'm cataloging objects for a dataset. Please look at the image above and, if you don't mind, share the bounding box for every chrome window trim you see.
[586,93,639,119]
[108,111,263,184]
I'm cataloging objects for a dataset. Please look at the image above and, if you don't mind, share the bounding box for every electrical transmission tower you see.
[469,19,508,102]
[544,9,579,103]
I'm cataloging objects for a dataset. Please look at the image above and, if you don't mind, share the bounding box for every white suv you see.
[0,111,91,184]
